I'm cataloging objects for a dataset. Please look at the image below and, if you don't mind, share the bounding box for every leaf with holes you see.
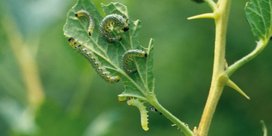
[63,0,155,100]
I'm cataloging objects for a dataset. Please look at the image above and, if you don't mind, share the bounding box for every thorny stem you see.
[196,0,231,136]
[2,16,45,112]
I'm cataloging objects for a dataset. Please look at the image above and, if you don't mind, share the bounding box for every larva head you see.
[75,10,90,18]
[109,76,120,83]
[118,95,128,102]
[123,26,129,32]
[108,14,129,32]
[122,18,129,32]
[67,37,79,48]
[137,50,147,57]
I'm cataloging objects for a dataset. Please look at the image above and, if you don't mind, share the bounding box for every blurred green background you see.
[0,0,271,136]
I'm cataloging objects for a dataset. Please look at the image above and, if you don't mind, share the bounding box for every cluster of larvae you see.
[67,10,148,83]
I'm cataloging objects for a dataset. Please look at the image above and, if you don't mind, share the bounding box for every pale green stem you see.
[147,93,193,136]
[204,0,217,10]
[226,39,268,76]
[196,0,231,136]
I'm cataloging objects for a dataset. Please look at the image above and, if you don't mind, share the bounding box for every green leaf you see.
[101,2,128,18]
[245,0,272,40]
[63,0,155,100]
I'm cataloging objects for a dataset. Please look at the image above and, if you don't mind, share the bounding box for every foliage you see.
[0,0,271,136]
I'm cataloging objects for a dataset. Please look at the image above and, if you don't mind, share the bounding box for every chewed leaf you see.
[64,0,155,99]
[135,39,155,92]
[101,2,128,18]
[245,0,272,40]
[63,0,124,84]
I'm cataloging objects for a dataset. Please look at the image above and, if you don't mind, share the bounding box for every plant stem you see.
[147,93,193,136]
[204,0,217,10]
[226,39,268,76]
[196,1,231,136]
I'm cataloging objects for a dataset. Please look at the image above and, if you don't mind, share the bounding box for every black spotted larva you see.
[75,10,95,36]
[122,49,147,73]
[100,14,129,42]
[68,37,120,83]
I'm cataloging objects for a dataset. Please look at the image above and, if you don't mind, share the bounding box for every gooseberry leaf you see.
[245,0,272,40]
[63,0,155,101]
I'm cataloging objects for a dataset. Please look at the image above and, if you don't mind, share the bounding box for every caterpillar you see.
[100,14,129,42]
[127,98,149,131]
[75,10,95,36]
[68,37,120,83]
[122,49,147,74]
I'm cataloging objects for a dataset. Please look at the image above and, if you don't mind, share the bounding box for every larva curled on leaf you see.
[122,49,147,74]
[127,98,149,131]
[68,37,120,83]
[75,10,95,36]
[100,14,129,42]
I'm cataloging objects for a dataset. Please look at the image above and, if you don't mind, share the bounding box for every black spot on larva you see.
[68,37,73,42]
[123,27,129,32]
[66,34,120,83]
[144,53,148,57]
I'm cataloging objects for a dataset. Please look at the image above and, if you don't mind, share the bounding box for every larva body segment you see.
[100,14,129,42]
[68,38,120,83]
[127,98,149,131]
[122,49,147,73]
[75,10,95,36]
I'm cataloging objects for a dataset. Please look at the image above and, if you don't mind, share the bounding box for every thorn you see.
[226,79,250,100]
[187,13,215,20]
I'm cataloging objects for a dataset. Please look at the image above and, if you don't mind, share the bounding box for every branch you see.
[226,39,269,76]
[196,0,232,136]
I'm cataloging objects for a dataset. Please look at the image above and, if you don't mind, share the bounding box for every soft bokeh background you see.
[0,0,271,136]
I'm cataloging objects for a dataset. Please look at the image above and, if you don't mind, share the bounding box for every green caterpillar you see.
[100,14,129,42]
[75,10,95,36]
[127,98,149,131]
[122,49,147,73]
[68,37,120,83]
